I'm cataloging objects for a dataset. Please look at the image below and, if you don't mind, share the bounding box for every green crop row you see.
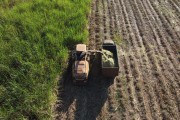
[0,0,91,119]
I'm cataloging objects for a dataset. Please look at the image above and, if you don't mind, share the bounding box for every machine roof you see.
[76,44,86,52]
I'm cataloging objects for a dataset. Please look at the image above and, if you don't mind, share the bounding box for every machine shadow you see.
[56,56,114,120]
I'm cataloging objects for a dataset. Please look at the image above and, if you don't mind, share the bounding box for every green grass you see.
[0,0,91,119]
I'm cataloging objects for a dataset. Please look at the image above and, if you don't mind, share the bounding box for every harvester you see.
[72,40,119,85]
[72,44,90,84]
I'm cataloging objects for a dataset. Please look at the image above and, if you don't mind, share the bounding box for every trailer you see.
[101,40,119,77]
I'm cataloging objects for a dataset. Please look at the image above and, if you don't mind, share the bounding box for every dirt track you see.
[55,0,180,119]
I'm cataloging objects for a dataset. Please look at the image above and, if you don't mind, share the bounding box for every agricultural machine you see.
[72,40,119,85]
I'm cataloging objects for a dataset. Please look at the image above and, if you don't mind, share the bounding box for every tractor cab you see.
[75,44,87,60]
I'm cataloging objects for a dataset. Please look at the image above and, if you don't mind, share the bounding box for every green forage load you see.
[102,49,115,67]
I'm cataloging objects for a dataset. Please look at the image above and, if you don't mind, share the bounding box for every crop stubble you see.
[56,0,180,119]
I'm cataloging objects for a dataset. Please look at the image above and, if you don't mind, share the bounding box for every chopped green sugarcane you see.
[102,49,115,67]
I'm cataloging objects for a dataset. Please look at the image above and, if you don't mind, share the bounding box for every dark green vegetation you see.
[0,0,91,119]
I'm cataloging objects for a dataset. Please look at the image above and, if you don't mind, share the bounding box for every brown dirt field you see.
[55,0,180,119]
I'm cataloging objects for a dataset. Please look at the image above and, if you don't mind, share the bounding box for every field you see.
[0,0,91,119]
[56,0,180,120]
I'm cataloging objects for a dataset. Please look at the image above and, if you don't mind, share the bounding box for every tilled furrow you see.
[119,0,155,119]
[143,0,180,78]
[137,0,180,114]
[155,0,180,49]
[142,0,180,73]
[146,0,180,91]
[172,0,180,6]
[148,0,180,68]
[126,0,176,119]
[127,0,179,119]
[154,1,180,55]
[168,0,180,18]
[117,0,153,119]
[123,54,140,120]
[128,0,174,119]
[89,0,97,50]
[115,49,127,120]
[126,1,166,119]
[141,0,180,112]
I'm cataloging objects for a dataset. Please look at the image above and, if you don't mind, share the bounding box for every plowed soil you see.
[55,0,180,119]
